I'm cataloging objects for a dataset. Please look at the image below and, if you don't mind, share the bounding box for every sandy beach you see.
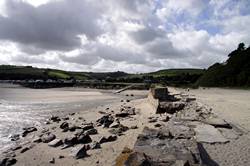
[1,86,250,166]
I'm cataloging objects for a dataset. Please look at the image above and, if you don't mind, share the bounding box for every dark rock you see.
[20,147,29,153]
[22,127,37,137]
[124,152,152,166]
[99,135,117,144]
[158,102,185,114]
[48,139,63,147]
[115,112,129,118]
[0,158,17,166]
[68,125,81,132]
[41,133,56,143]
[126,99,130,102]
[58,155,64,159]
[70,145,88,159]
[154,123,161,128]
[60,122,69,129]
[84,128,98,135]
[49,158,55,164]
[90,141,101,149]
[64,136,78,146]
[98,111,107,114]
[108,124,129,135]
[148,118,157,123]
[50,116,61,122]
[69,113,75,116]
[82,124,94,131]
[11,146,22,151]
[62,117,69,121]
[77,134,92,144]
[96,115,114,128]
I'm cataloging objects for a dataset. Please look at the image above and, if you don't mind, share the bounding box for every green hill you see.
[197,43,250,87]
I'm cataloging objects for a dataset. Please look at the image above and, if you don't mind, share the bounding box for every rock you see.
[130,94,134,96]
[126,99,130,102]
[82,124,94,131]
[110,122,120,128]
[124,152,152,166]
[203,117,232,129]
[154,123,161,128]
[41,133,56,143]
[194,124,229,143]
[108,124,129,135]
[32,136,42,143]
[20,147,29,153]
[22,127,37,137]
[185,97,196,102]
[48,139,63,147]
[99,135,117,144]
[158,102,185,114]
[68,125,81,132]
[11,146,22,151]
[84,128,98,135]
[98,111,107,114]
[168,124,194,139]
[174,160,190,166]
[62,117,69,121]
[130,125,138,129]
[49,158,55,164]
[90,141,101,149]
[69,113,75,116]
[70,145,88,159]
[148,118,157,123]
[96,115,114,128]
[77,134,92,144]
[64,136,78,146]
[58,155,64,159]
[0,158,17,166]
[115,112,129,118]
[9,134,20,141]
[50,116,61,122]
[60,122,69,129]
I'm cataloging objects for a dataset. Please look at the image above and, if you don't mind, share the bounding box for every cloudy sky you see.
[0,0,249,73]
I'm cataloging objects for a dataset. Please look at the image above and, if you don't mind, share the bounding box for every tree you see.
[237,43,245,51]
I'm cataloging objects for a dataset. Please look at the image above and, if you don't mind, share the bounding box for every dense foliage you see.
[197,43,250,87]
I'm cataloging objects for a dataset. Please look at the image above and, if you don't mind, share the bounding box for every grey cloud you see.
[0,0,103,53]
[129,27,163,44]
[146,38,185,59]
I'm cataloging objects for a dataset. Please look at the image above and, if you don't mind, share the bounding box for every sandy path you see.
[173,88,250,132]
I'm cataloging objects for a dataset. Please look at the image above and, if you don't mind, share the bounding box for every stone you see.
[48,139,63,147]
[22,127,37,137]
[70,145,88,159]
[77,134,92,144]
[32,136,42,143]
[41,133,56,143]
[0,158,17,166]
[158,102,185,114]
[194,124,229,143]
[90,141,101,149]
[174,160,190,166]
[82,124,94,131]
[148,118,157,123]
[109,124,129,135]
[130,125,138,129]
[49,158,55,164]
[50,116,61,122]
[99,135,117,144]
[20,147,29,153]
[60,122,69,129]
[11,146,22,151]
[84,128,98,135]
[154,123,161,128]
[96,115,114,128]
[58,155,64,159]
[9,134,20,141]
[64,136,78,146]
[110,122,120,128]
[115,112,129,118]
[124,152,152,166]
[203,117,232,129]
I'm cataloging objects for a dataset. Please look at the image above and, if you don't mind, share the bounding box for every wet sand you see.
[0,84,146,153]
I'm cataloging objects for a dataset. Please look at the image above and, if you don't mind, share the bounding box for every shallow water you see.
[0,84,120,153]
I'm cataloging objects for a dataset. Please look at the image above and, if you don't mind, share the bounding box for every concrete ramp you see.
[114,85,134,93]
